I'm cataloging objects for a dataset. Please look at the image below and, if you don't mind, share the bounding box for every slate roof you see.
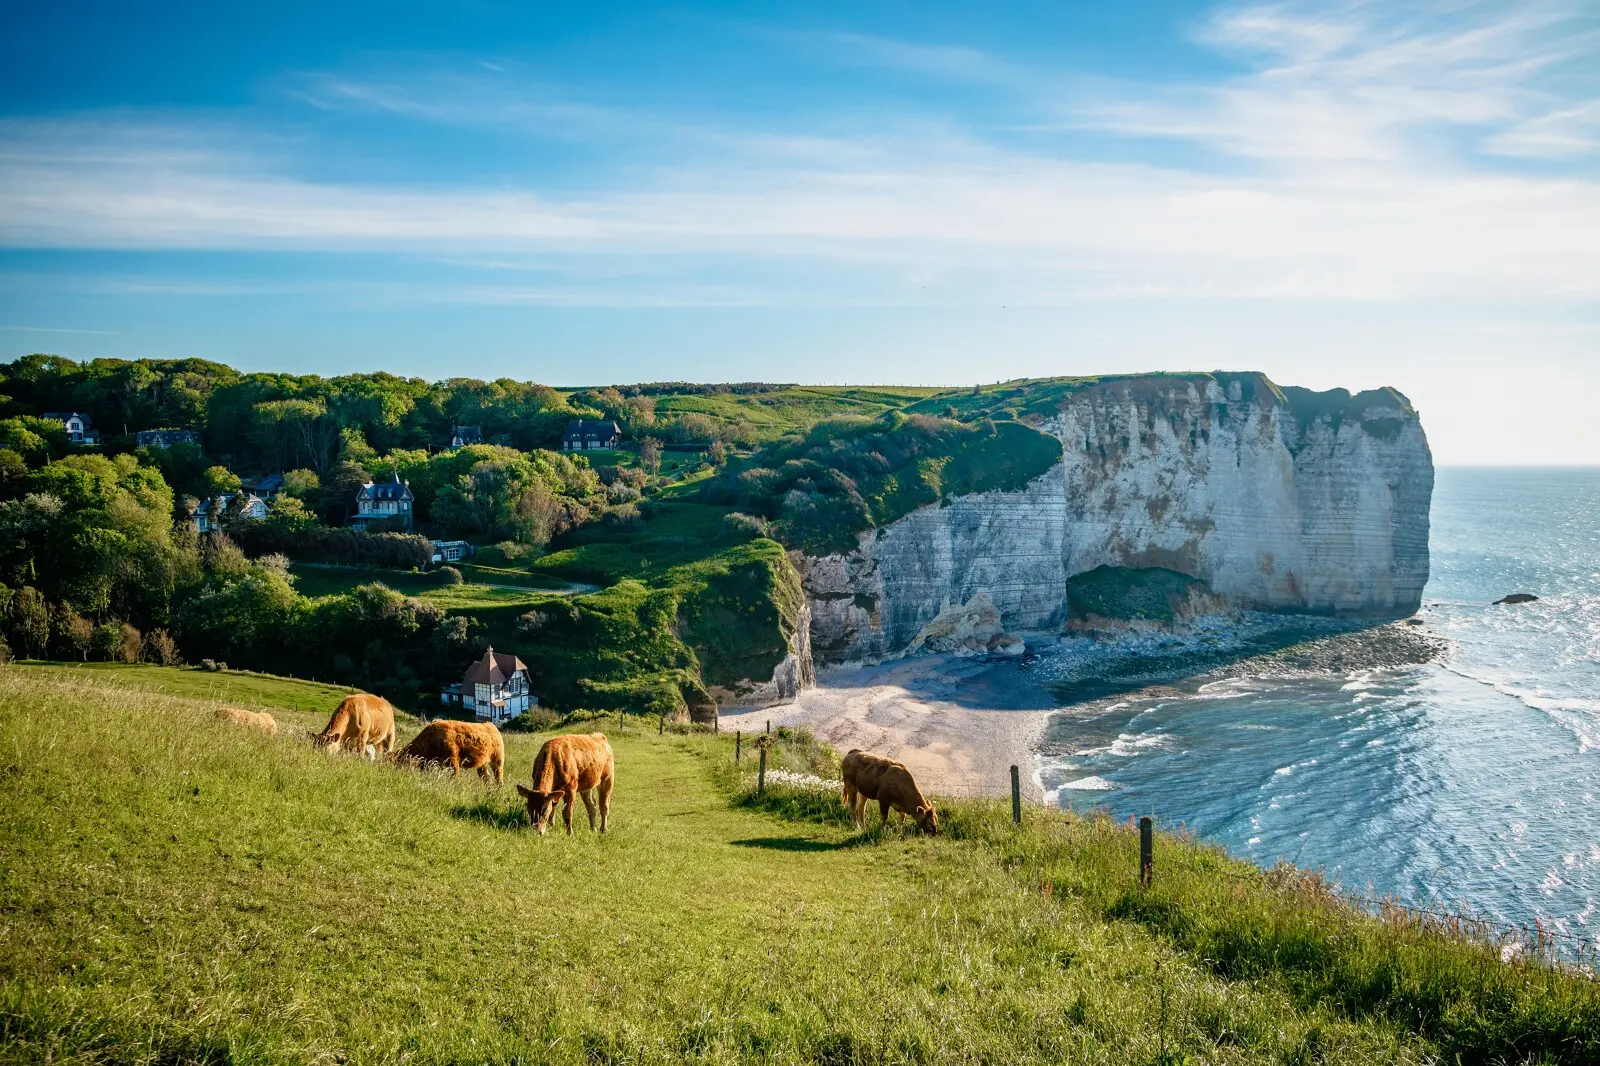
[135,428,202,448]
[451,425,484,444]
[462,646,528,687]
[358,473,413,502]
[247,472,286,495]
[561,420,622,446]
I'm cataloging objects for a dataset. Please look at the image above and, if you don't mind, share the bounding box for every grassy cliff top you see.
[897,372,1416,431]
[702,414,1065,555]
[2,666,1594,1064]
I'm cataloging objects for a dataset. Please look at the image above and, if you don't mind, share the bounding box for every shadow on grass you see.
[450,802,528,832]
[729,836,870,853]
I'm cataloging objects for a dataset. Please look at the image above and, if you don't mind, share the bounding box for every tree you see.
[199,465,240,498]
[9,586,49,658]
[639,437,662,475]
[53,603,94,661]
[706,440,729,468]
[281,469,320,498]
[264,495,318,535]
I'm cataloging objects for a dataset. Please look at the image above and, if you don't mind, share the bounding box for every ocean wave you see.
[1439,664,1600,751]
[1061,776,1118,791]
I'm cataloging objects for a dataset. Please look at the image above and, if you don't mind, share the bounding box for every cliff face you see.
[803,374,1433,664]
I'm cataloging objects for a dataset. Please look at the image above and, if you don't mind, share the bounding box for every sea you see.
[1032,467,1600,953]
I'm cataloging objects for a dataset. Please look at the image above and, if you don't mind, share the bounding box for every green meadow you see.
[1,665,1596,1065]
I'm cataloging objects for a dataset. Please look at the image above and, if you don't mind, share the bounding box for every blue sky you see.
[2,0,1597,463]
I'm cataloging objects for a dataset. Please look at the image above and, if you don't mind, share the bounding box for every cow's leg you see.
[580,788,598,831]
[842,784,857,821]
[879,798,891,826]
[598,775,612,832]
[490,750,504,786]
[562,792,575,836]
[449,751,461,777]
[851,793,867,828]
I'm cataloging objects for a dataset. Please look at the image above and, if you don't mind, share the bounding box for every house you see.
[242,472,286,498]
[431,540,473,563]
[43,412,100,445]
[351,473,414,531]
[560,420,622,451]
[440,646,534,723]
[449,425,483,448]
[194,492,267,533]
[135,428,202,449]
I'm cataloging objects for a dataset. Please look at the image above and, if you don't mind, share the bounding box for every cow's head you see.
[914,804,940,835]
[516,784,560,834]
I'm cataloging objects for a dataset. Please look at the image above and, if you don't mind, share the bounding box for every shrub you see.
[722,512,768,539]
[141,628,181,667]
[502,706,561,732]
[435,565,464,586]
[474,541,537,568]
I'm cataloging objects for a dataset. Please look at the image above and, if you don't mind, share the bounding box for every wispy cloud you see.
[0,2,1596,306]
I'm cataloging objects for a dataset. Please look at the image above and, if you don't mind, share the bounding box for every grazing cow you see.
[312,693,396,760]
[395,719,504,784]
[215,706,278,734]
[517,733,614,835]
[841,749,939,834]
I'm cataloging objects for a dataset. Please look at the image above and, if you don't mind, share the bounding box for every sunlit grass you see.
[1,666,1592,1064]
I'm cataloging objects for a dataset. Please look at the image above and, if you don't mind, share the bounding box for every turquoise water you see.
[1035,468,1600,949]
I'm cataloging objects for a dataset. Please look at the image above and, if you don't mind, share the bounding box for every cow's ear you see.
[516,784,535,799]
[914,805,927,817]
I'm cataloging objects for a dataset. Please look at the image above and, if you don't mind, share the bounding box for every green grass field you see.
[6,661,355,714]
[653,386,948,442]
[2,665,1595,1065]
[288,564,557,610]
[531,501,743,586]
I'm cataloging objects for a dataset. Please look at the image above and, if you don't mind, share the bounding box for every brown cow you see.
[215,706,278,734]
[841,749,939,834]
[516,733,613,835]
[312,693,396,760]
[394,719,504,784]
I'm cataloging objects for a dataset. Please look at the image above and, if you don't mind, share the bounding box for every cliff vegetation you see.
[701,413,1064,555]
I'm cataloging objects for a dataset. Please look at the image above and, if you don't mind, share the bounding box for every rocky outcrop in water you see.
[803,373,1433,663]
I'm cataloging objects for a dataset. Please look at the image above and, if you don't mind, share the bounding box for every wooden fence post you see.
[714,708,719,734]
[735,731,742,764]
[1010,765,1022,825]
[765,719,771,735]
[758,748,767,795]
[1140,816,1154,887]
[659,715,664,736]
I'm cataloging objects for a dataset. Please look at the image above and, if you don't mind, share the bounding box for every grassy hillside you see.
[6,661,355,714]
[287,564,560,610]
[652,386,946,442]
[3,666,1595,1065]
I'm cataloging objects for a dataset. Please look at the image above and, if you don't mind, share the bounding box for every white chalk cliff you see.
[802,374,1433,663]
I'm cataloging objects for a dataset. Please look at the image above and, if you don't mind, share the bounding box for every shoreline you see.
[720,620,1450,803]
[718,652,1058,801]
